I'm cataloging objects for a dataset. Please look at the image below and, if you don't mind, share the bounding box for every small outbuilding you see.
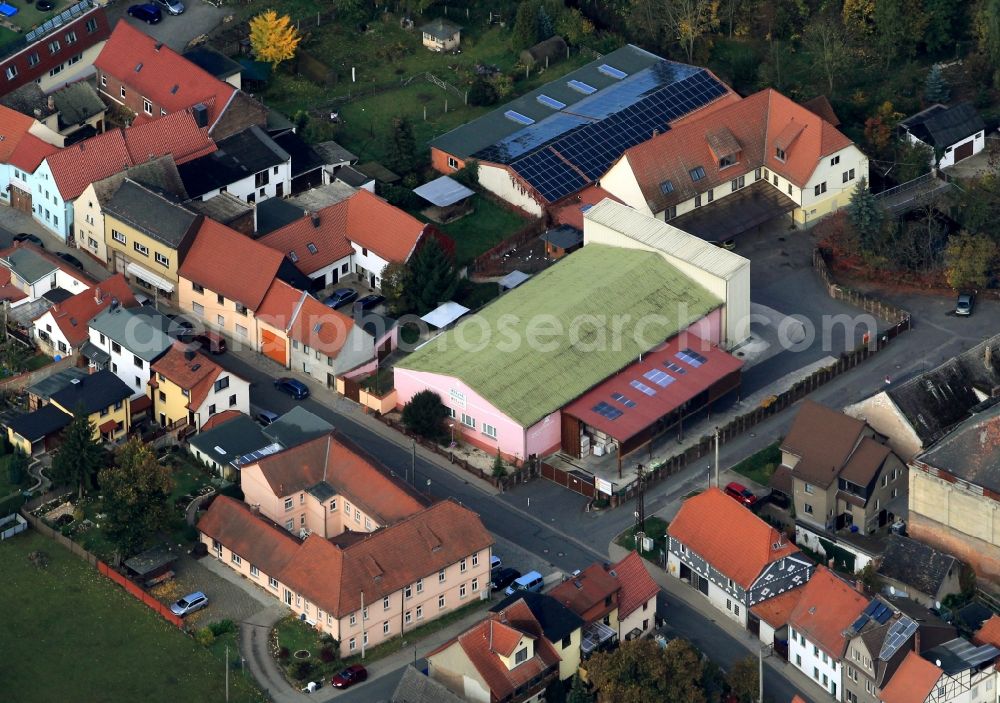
[420,18,461,52]
[413,175,475,223]
[520,36,568,69]
[420,301,469,330]
[899,102,986,168]
[498,270,531,291]
[540,225,583,260]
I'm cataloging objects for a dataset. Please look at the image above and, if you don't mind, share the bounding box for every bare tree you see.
[631,0,720,62]
[803,11,850,96]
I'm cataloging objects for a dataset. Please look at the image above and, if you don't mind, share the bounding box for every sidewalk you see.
[607,541,826,703]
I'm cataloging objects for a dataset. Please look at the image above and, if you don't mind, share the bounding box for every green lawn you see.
[615,516,669,563]
[0,0,75,46]
[0,530,265,703]
[432,195,529,267]
[0,452,24,498]
[24,354,51,372]
[730,442,781,487]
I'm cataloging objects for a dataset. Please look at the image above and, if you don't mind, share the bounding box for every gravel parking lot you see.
[109,0,227,52]
[152,552,272,628]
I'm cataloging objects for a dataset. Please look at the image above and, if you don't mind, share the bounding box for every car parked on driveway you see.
[127,3,162,23]
[13,233,44,248]
[490,567,521,591]
[323,288,358,309]
[330,664,367,689]
[724,481,758,508]
[352,294,385,314]
[956,292,975,316]
[274,377,310,399]
[170,591,208,617]
[155,0,185,14]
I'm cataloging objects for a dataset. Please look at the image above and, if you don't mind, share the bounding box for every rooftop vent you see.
[170,84,179,95]
[71,378,81,385]
[192,103,208,128]
[311,212,320,228]
[184,349,195,361]
[154,42,163,52]
[134,62,143,73]
[190,363,201,371]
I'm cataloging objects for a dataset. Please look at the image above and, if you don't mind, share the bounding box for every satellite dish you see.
[935,659,942,667]
[935,601,941,610]
[889,586,896,595]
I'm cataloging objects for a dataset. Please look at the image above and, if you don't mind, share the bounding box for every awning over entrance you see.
[80,340,110,365]
[671,180,797,241]
[126,262,175,293]
[99,419,117,434]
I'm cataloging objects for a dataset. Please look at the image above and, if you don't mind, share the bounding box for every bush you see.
[191,542,208,558]
[209,619,236,637]
[278,646,290,661]
[195,627,216,647]
[319,645,336,663]
[468,77,498,106]
[402,390,448,442]
[287,659,314,681]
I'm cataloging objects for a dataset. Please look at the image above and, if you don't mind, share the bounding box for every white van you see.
[504,570,544,596]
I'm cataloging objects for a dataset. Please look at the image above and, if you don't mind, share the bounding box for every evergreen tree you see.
[401,390,448,441]
[537,5,555,40]
[98,438,174,558]
[512,1,541,51]
[406,237,459,316]
[491,451,508,479]
[50,407,104,499]
[924,64,951,103]
[846,179,884,253]
[7,451,28,487]
[386,117,418,176]
[567,674,595,703]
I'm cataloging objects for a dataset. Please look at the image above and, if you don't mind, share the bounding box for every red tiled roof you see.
[94,22,236,129]
[45,111,216,201]
[198,495,301,575]
[9,133,58,172]
[612,551,659,619]
[200,409,243,431]
[257,278,304,322]
[247,433,423,524]
[750,586,805,628]
[975,615,1000,648]
[436,600,560,701]
[0,105,36,163]
[668,487,800,589]
[288,293,356,359]
[179,218,285,311]
[622,89,854,214]
[0,266,27,303]
[548,563,619,621]
[38,273,136,346]
[151,343,235,410]
[564,334,741,442]
[788,567,868,659]
[879,651,941,703]
[279,499,494,616]
[551,185,623,231]
[261,189,427,270]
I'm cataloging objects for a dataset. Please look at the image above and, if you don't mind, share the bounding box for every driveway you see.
[0,205,112,282]
[157,552,271,628]
[108,0,227,52]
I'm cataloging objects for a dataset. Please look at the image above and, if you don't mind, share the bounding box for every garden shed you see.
[413,175,475,223]
[421,18,461,52]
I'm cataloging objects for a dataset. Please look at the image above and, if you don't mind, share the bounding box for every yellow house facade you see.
[48,369,133,442]
[149,345,251,431]
[104,179,201,301]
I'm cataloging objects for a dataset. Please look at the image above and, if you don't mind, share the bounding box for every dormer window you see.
[659,180,674,195]
[718,155,736,169]
[514,647,528,665]
[775,147,787,162]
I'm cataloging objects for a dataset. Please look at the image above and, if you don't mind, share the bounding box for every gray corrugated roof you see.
[917,402,1000,494]
[263,406,334,447]
[413,175,474,207]
[189,415,269,466]
[184,191,253,224]
[104,180,200,249]
[431,45,663,158]
[52,81,105,126]
[313,141,358,166]
[88,306,174,361]
[391,665,465,703]
[878,534,958,598]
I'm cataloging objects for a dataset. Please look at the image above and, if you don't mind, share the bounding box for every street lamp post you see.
[449,422,455,445]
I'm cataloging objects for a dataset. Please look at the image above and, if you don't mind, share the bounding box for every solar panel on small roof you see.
[851,614,870,632]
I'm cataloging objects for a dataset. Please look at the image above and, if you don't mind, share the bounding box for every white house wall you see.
[940,131,985,169]
[789,626,843,700]
[600,157,652,215]
[290,325,375,381]
[192,374,251,429]
[350,243,390,288]
[198,162,291,204]
[477,163,543,217]
[86,326,158,399]
[798,145,869,225]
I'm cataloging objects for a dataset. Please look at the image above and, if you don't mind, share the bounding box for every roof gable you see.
[613,550,660,619]
[668,487,799,588]
[788,567,868,658]
[151,344,231,410]
[781,400,867,488]
[879,651,941,703]
[41,274,136,346]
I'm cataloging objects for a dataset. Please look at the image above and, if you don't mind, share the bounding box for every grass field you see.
[730,442,781,487]
[430,195,529,267]
[615,516,669,563]
[0,530,265,703]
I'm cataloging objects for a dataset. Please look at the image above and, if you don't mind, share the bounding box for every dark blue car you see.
[127,3,162,23]
[323,288,358,309]
[274,377,310,399]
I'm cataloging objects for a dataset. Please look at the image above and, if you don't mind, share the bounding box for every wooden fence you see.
[812,248,913,328]
[18,509,184,629]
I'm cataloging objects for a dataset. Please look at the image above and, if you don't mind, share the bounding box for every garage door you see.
[955,140,974,162]
[260,329,287,365]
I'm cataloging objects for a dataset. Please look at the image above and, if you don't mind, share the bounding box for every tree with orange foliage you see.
[249,10,301,69]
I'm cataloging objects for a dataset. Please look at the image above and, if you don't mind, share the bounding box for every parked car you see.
[191,331,226,354]
[55,252,85,271]
[167,315,195,343]
[490,555,502,571]
[170,591,208,617]
[724,481,758,508]
[330,664,367,689]
[323,288,358,309]
[13,233,44,248]
[127,3,162,23]
[956,292,975,316]
[352,294,385,314]
[274,377,310,399]
[155,0,184,14]
[504,570,544,596]
[490,567,521,591]
[255,410,280,426]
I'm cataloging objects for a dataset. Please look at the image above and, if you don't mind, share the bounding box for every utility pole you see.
[225,643,230,702]
[758,645,764,703]
[714,426,720,487]
[635,464,646,537]
[411,439,416,484]
[361,590,366,659]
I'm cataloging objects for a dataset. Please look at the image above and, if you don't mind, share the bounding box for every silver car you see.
[170,591,208,617]
[157,0,184,14]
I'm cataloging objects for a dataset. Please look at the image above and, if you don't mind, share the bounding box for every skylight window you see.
[664,361,687,375]
[689,166,706,182]
[288,251,298,262]
[592,401,623,420]
[504,110,535,126]
[598,64,628,79]
[611,392,636,408]
[676,349,708,367]
[134,62,143,72]
[660,180,674,194]
[567,79,597,95]
[537,94,566,110]
[643,368,674,387]
[629,380,656,396]
[306,242,318,254]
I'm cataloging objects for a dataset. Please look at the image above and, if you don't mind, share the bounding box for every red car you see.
[724,481,758,507]
[331,664,368,689]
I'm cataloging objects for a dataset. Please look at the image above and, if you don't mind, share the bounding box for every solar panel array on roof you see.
[677,349,708,367]
[643,368,675,387]
[611,392,636,408]
[473,67,728,203]
[593,401,623,420]
[879,616,917,661]
[630,379,656,396]
[664,361,687,375]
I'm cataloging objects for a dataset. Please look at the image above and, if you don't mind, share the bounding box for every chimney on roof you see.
[184,349,195,361]
[94,287,103,304]
[47,95,54,112]
[250,504,260,514]
[855,580,865,594]
[652,128,659,138]
[914,628,921,653]
[192,104,208,128]
[154,42,163,52]
[311,212,320,228]
[33,108,41,118]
